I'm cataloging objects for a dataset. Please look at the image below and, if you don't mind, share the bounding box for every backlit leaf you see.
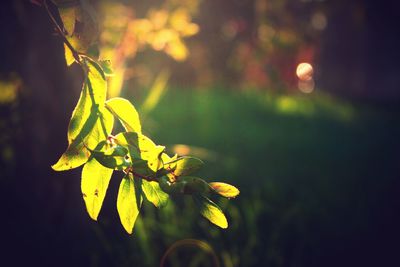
[106,98,141,133]
[64,43,75,66]
[89,141,131,170]
[58,5,76,36]
[117,173,143,234]
[52,109,113,170]
[142,180,169,208]
[68,57,107,142]
[193,194,228,229]
[178,176,211,195]
[52,57,113,171]
[81,157,113,220]
[164,156,204,177]
[209,182,240,198]
[99,60,114,76]
[114,132,164,172]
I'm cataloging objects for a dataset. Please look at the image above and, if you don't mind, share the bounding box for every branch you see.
[122,166,165,182]
[43,0,81,64]
[131,170,158,182]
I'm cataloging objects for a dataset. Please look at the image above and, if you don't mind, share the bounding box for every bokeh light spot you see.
[296,62,313,81]
[298,79,315,94]
[311,12,327,30]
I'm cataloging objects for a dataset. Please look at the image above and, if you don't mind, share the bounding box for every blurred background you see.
[1,0,400,266]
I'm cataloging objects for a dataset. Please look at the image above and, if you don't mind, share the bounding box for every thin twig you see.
[131,170,158,182]
[43,0,81,64]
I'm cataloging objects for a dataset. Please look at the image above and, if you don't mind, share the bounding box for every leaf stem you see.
[43,0,82,64]
[124,167,158,182]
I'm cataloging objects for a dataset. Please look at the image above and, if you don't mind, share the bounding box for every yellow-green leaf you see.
[58,5,76,36]
[64,43,75,66]
[178,176,211,195]
[87,140,130,170]
[98,60,114,77]
[193,195,228,229]
[142,180,169,208]
[117,173,143,234]
[52,57,112,171]
[209,182,240,198]
[106,98,141,133]
[164,156,204,177]
[161,153,178,164]
[68,57,106,142]
[114,132,164,172]
[81,157,113,220]
[52,108,113,170]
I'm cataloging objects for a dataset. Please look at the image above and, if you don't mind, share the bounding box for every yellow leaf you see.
[52,57,113,171]
[81,158,113,220]
[58,6,76,36]
[106,97,141,133]
[209,182,240,198]
[194,195,228,229]
[142,180,169,208]
[117,173,143,234]
[64,43,75,66]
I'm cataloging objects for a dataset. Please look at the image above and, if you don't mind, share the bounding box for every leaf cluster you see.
[48,0,239,234]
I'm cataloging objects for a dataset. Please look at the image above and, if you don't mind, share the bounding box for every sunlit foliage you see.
[44,0,238,234]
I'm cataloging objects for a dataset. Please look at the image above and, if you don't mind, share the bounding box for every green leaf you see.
[209,182,240,198]
[52,109,113,170]
[81,157,113,220]
[89,141,131,170]
[142,180,169,208]
[68,57,107,142]
[164,156,204,177]
[193,194,228,229]
[58,5,76,36]
[159,176,210,195]
[106,98,141,133]
[117,173,143,234]
[114,132,141,159]
[60,2,98,60]
[114,132,165,172]
[178,176,211,195]
[99,60,114,76]
[131,159,155,178]
[52,57,113,171]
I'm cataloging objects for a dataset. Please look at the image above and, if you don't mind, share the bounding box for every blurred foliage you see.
[0,74,21,178]
[214,0,324,91]
[76,88,399,266]
[55,0,329,97]
[98,0,200,97]
[0,74,21,104]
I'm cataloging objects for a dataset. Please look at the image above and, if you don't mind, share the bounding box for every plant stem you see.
[43,0,81,64]
[131,170,158,182]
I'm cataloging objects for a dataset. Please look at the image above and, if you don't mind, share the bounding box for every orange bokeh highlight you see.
[296,62,313,81]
